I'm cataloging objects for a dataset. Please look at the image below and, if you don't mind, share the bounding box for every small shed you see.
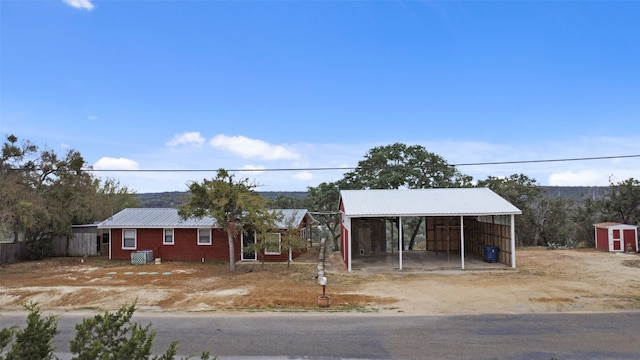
[593,222,638,253]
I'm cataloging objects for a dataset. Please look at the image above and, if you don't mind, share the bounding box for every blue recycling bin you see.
[483,246,498,263]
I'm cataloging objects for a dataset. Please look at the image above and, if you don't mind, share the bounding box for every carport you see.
[339,188,522,271]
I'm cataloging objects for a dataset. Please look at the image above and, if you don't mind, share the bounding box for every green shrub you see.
[1,302,59,360]
[1,302,214,360]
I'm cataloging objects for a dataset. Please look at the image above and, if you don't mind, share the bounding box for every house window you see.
[122,229,136,249]
[300,227,306,241]
[163,229,174,245]
[264,232,281,255]
[198,228,211,245]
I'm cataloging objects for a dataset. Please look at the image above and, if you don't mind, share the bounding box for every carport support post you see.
[108,229,112,260]
[510,214,516,268]
[460,216,465,270]
[346,215,352,272]
[398,217,403,271]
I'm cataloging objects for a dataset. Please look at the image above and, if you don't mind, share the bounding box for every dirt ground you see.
[1,247,640,315]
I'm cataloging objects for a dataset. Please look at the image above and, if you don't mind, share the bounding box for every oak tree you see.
[179,169,277,272]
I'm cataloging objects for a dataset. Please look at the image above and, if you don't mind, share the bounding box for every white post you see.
[460,216,465,270]
[399,217,403,271]
[346,216,352,272]
[108,229,112,260]
[510,214,516,268]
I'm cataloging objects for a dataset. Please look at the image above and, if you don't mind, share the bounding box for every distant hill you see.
[540,186,609,201]
[136,187,609,208]
[136,192,189,208]
[136,191,308,208]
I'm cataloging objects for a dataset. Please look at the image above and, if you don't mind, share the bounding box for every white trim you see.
[399,217,403,271]
[264,232,282,255]
[122,229,136,250]
[460,216,465,270]
[197,228,212,246]
[608,227,625,252]
[163,228,174,245]
[345,215,352,272]
[241,232,257,261]
[511,214,516,268]
[108,229,112,260]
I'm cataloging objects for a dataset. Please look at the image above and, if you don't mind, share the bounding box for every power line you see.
[6,154,640,173]
[81,166,354,172]
[452,154,640,167]
[77,154,640,172]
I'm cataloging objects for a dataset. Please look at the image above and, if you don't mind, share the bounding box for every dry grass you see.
[2,247,640,315]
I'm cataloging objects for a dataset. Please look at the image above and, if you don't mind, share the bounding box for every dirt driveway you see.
[1,247,640,315]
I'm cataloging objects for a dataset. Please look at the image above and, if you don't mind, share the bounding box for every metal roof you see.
[98,208,318,229]
[98,208,217,229]
[340,188,522,217]
[273,209,320,228]
[594,222,638,229]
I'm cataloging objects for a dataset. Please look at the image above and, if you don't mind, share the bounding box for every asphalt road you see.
[2,311,640,359]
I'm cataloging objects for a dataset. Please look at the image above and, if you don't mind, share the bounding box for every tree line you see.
[281,144,640,251]
[2,136,639,269]
[0,135,139,259]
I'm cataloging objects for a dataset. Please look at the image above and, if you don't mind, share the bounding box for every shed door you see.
[609,228,623,252]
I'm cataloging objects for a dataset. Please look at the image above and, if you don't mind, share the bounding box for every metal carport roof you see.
[340,187,522,217]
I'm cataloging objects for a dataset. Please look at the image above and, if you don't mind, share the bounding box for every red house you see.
[593,222,638,253]
[98,208,318,263]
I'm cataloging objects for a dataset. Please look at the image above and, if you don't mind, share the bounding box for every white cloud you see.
[548,170,612,186]
[83,135,640,194]
[87,114,98,121]
[93,157,139,170]
[166,132,206,148]
[293,171,313,181]
[240,164,266,174]
[210,134,300,160]
[62,0,94,10]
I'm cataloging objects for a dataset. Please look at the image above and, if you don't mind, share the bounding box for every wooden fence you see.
[0,233,98,264]
[51,233,98,257]
[0,241,26,264]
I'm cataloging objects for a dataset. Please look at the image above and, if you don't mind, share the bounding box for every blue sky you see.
[1,0,640,193]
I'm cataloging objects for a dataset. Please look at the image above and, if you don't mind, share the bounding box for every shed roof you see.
[97,208,318,229]
[340,188,522,217]
[593,222,638,229]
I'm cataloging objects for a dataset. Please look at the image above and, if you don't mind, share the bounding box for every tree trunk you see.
[227,231,236,272]
[408,218,424,250]
[328,224,340,251]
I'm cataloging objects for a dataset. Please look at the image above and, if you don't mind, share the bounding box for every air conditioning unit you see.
[131,250,154,265]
